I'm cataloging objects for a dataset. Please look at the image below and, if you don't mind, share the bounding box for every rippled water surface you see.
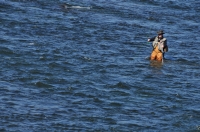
[0,0,200,131]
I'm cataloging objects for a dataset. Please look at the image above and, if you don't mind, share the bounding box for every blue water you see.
[0,0,200,131]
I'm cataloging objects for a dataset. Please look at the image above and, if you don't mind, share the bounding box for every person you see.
[148,30,168,61]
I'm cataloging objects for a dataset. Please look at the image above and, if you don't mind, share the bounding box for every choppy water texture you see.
[0,0,200,131]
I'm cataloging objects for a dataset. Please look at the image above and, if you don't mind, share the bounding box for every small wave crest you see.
[61,3,91,10]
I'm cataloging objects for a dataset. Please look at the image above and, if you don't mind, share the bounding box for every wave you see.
[61,3,91,10]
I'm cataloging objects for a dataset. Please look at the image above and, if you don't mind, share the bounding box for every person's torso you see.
[153,37,166,52]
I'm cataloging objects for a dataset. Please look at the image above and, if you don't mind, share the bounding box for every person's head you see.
[157,30,165,39]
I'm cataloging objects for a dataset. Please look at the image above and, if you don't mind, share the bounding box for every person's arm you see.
[147,36,156,42]
[163,39,168,52]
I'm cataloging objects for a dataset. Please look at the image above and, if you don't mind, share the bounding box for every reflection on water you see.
[150,60,163,68]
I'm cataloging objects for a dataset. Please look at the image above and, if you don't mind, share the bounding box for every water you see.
[0,0,200,131]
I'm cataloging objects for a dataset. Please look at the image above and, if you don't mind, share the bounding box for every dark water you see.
[0,0,200,131]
